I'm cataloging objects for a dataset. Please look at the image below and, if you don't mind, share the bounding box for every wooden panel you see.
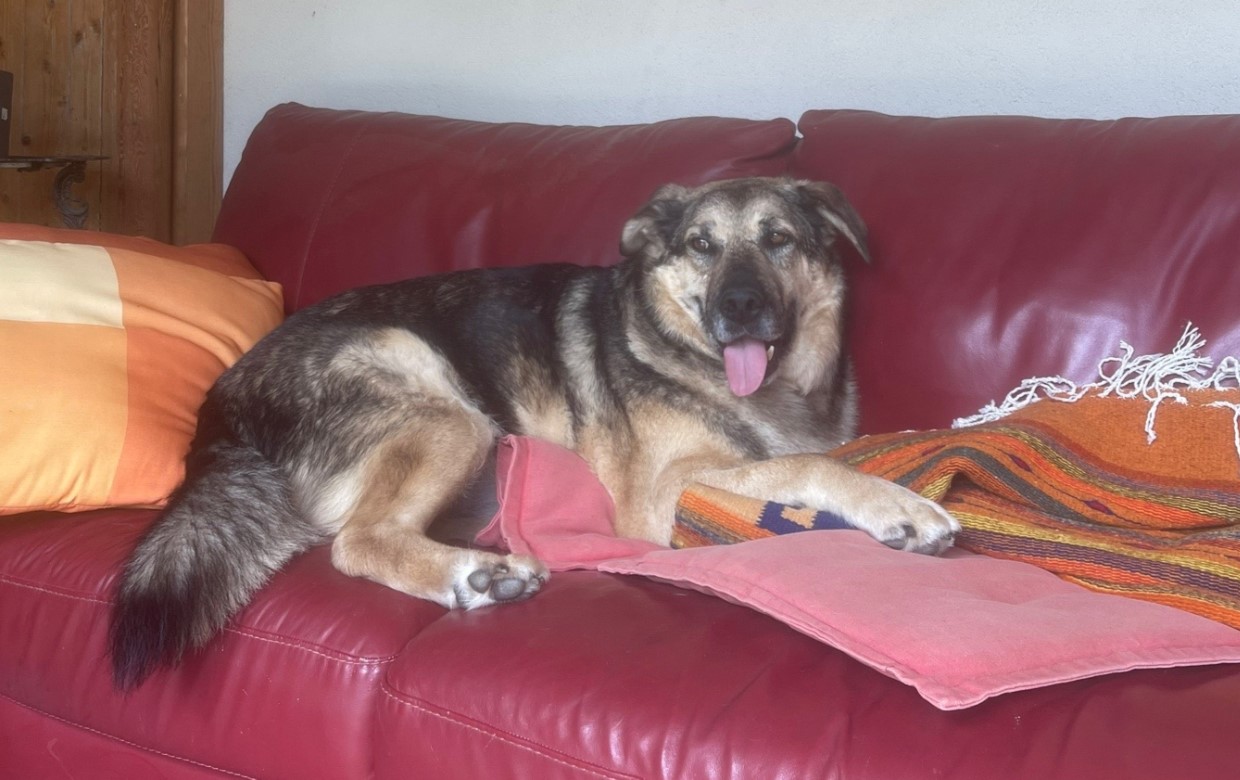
[0,0,27,216]
[0,0,103,228]
[0,0,221,242]
[37,0,69,152]
[19,2,63,155]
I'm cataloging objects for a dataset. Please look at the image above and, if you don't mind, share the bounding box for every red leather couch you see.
[4,103,1240,779]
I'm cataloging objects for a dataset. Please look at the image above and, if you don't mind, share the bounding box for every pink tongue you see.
[723,338,769,397]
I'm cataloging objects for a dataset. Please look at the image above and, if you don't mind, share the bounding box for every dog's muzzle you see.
[710,273,783,397]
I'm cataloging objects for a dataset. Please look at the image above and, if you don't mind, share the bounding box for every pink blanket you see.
[478,436,1240,710]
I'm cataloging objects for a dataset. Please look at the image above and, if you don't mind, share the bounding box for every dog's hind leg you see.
[328,404,547,609]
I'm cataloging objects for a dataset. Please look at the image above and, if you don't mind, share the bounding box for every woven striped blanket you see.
[674,329,1240,630]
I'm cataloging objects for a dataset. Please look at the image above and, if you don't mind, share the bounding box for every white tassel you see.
[1144,391,1187,445]
[1215,356,1240,389]
[952,376,1087,428]
[952,323,1240,463]
[1209,402,1240,461]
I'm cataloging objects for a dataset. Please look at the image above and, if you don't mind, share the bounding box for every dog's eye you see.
[687,236,712,254]
[764,230,790,248]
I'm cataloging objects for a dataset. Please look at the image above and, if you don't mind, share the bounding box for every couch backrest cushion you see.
[215,103,797,312]
[793,110,1240,434]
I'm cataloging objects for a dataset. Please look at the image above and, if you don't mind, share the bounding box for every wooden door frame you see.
[100,0,221,244]
[173,0,222,244]
[101,1,172,240]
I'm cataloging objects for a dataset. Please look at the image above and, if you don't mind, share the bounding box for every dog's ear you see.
[620,183,691,257]
[794,181,872,264]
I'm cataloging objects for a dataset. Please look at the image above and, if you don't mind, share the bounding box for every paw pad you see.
[458,558,547,607]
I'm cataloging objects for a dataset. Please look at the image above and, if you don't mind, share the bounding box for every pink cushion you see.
[483,436,1240,710]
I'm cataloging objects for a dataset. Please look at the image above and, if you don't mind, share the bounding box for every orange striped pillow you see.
[0,227,283,514]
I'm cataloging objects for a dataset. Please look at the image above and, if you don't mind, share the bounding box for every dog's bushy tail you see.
[108,437,321,690]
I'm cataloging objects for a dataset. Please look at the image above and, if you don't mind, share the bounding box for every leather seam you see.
[379,685,639,779]
[0,692,258,779]
[0,572,407,667]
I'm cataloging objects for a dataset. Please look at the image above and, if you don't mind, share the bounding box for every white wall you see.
[224,0,1240,184]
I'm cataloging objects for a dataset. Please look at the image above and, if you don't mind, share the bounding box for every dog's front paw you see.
[453,553,548,609]
[853,480,960,555]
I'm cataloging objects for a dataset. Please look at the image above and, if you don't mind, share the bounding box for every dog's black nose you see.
[719,285,766,326]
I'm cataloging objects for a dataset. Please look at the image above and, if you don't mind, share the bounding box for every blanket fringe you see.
[953,323,1240,461]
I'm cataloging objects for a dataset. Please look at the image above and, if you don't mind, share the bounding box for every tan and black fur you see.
[109,177,958,689]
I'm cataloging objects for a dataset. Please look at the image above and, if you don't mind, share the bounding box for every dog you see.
[108,177,959,689]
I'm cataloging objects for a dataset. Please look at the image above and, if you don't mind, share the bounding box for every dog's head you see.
[620,177,869,397]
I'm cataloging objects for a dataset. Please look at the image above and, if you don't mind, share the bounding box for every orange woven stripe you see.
[676,390,1240,629]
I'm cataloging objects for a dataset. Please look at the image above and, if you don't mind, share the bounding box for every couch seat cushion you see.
[0,509,443,779]
[372,570,1240,780]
